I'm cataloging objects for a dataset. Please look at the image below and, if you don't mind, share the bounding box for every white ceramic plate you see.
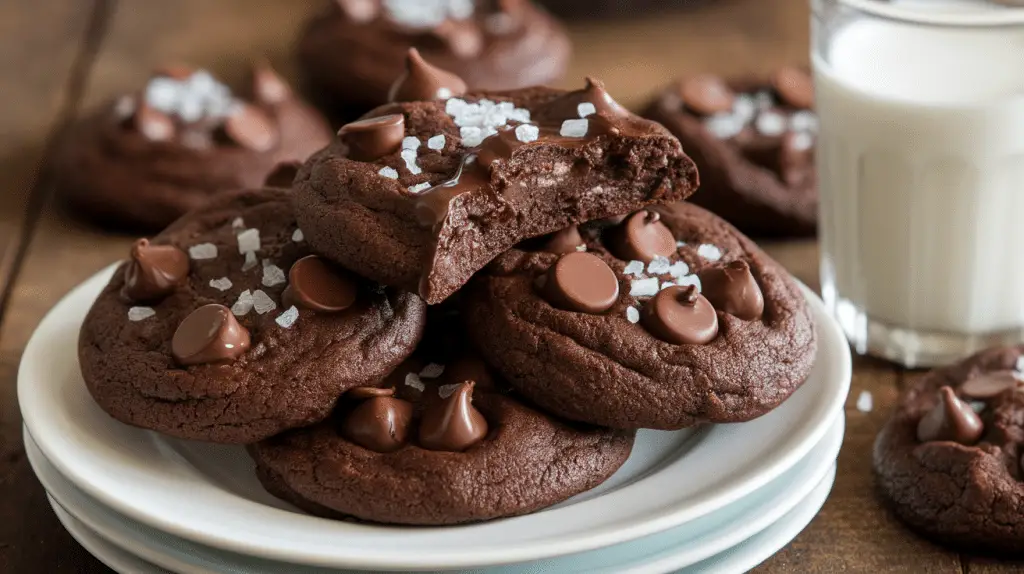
[19,264,851,570]
[27,415,844,574]
[48,470,837,574]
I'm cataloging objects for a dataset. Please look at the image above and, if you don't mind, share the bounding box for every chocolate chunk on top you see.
[121,239,190,302]
[295,74,699,304]
[916,386,984,445]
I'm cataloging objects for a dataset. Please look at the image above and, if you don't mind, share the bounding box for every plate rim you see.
[19,264,852,569]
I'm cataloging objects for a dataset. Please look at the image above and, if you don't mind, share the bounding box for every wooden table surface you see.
[1,1,1020,572]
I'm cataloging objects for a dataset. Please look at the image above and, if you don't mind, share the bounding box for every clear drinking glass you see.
[812,0,1024,367]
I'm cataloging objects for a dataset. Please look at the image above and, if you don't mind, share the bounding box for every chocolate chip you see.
[641,285,719,345]
[283,255,358,313]
[340,396,414,453]
[772,67,814,109]
[679,75,735,116]
[121,239,190,302]
[961,371,1019,399]
[433,20,484,58]
[223,104,277,152]
[171,304,251,366]
[536,77,629,124]
[418,382,488,452]
[541,225,584,254]
[916,386,984,445]
[134,104,175,142]
[338,114,405,162]
[387,48,468,103]
[698,260,764,321]
[542,252,619,314]
[249,60,291,105]
[347,386,396,399]
[608,210,677,263]
[263,160,302,188]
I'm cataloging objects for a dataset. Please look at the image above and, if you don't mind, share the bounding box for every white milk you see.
[814,5,1024,355]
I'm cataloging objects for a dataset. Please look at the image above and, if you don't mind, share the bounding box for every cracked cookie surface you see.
[874,346,1024,554]
[462,202,816,430]
[79,188,426,443]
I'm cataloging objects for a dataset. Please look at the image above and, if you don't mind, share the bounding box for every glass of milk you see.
[813,0,1024,367]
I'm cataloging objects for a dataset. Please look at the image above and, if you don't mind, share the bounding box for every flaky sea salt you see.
[262,262,286,287]
[231,290,254,316]
[623,260,645,277]
[127,306,155,321]
[625,306,640,324]
[275,306,299,328]
[660,282,676,291]
[427,134,446,150]
[436,87,453,99]
[401,148,422,175]
[754,90,774,110]
[855,390,873,413]
[755,111,787,137]
[405,372,425,392]
[438,383,461,399]
[732,93,756,123]
[560,119,588,138]
[515,124,539,143]
[630,277,660,298]
[789,110,819,133]
[242,251,258,272]
[575,244,587,252]
[379,166,399,179]
[577,102,597,118]
[188,243,218,260]
[237,228,260,254]
[460,126,485,148]
[419,363,446,379]
[970,401,986,413]
[252,289,277,315]
[676,274,702,291]
[292,228,304,242]
[697,244,723,261]
[704,113,744,140]
[231,217,245,231]
[209,277,232,291]
[676,240,687,248]
[788,131,815,152]
[647,256,671,275]
[668,261,690,279]
[402,136,421,150]
[408,182,431,194]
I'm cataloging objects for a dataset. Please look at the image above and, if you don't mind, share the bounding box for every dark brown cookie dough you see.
[55,64,332,231]
[462,202,817,430]
[295,79,700,305]
[79,188,426,443]
[643,68,818,237]
[874,346,1024,554]
[297,0,570,115]
[250,348,635,525]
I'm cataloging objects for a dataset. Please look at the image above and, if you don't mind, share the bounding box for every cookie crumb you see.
[231,290,254,316]
[577,102,597,118]
[427,134,446,150]
[378,167,399,179]
[275,306,299,328]
[626,306,640,324]
[261,262,286,287]
[127,306,155,321]
[292,228,304,242]
[252,289,277,314]
[560,119,588,138]
[629,277,660,298]
[419,363,446,379]
[188,243,218,260]
[237,228,260,254]
[856,390,873,413]
[209,277,233,291]
[697,244,722,261]
[404,372,425,392]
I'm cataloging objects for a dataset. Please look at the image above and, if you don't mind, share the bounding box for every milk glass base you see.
[822,284,1024,369]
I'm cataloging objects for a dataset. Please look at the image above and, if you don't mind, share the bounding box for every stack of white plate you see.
[19,266,851,574]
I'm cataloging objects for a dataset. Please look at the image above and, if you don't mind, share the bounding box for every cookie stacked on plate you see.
[79,53,817,526]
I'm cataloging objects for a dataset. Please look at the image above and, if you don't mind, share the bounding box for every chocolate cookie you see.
[644,68,818,237]
[56,64,333,231]
[295,73,700,304]
[297,0,570,116]
[874,347,1024,554]
[462,202,816,430]
[79,188,426,443]
[250,346,635,525]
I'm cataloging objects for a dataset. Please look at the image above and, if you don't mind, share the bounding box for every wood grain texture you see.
[1,0,1013,572]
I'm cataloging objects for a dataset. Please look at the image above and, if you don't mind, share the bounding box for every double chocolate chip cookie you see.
[295,66,700,304]
[250,335,635,525]
[79,188,426,443]
[56,63,332,231]
[298,0,571,116]
[644,68,818,237]
[874,346,1024,554]
[462,201,817,430]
